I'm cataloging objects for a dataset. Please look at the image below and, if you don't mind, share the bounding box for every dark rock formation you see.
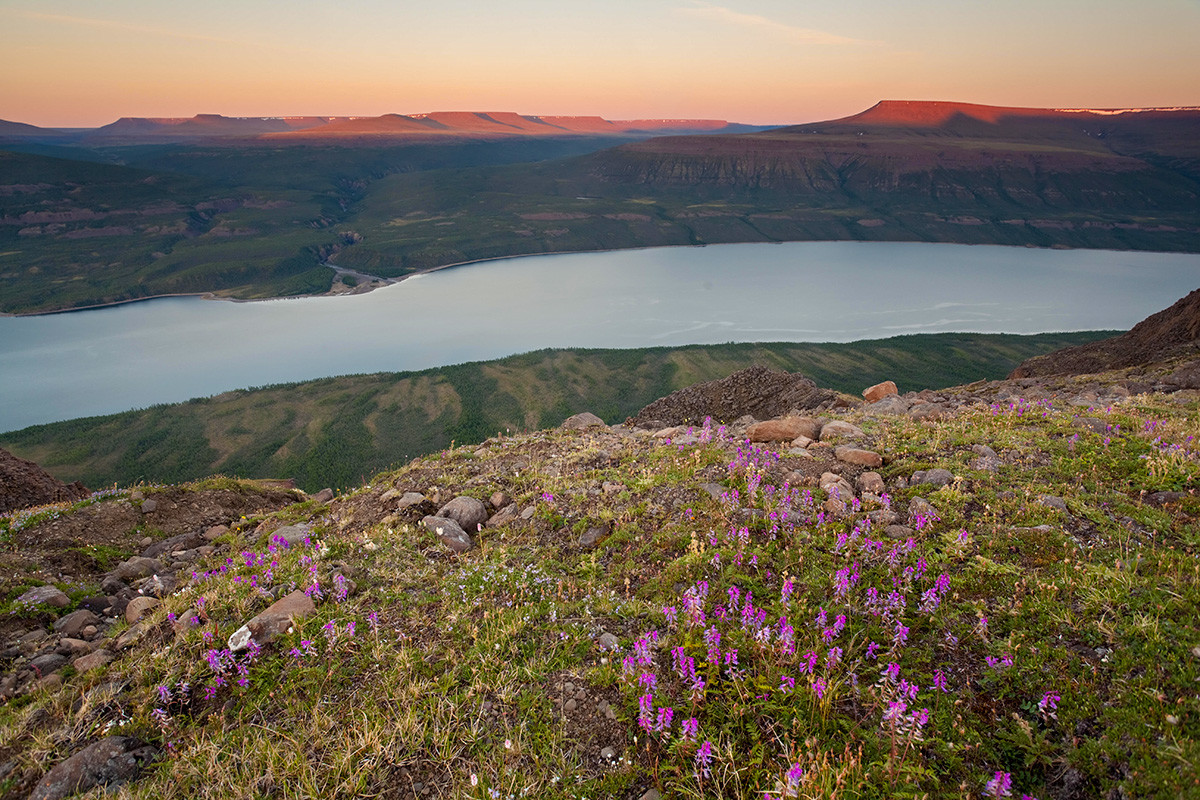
[628,366,840,427]
[1010,288,1200,378]
[0,447,88,515]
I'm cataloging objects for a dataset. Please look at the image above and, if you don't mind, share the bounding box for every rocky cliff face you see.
[1010,288,1200,378]
[0,448,88,515]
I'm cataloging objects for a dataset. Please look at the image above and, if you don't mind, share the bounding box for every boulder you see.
[485,504,519,528]
[310,488,335,503]
[856,472,886,494]
[30,653,67,676]
[909,403,947,421]
[203,524,228,541]
[862,381,898,403]
[865,395,911,416]
[227,590,316,652]
[16,585,70,609]
[396,492,428,510]
[421,516,474,553]
[913,468,954,488]
[436,496,489,533]
[561,412,607,430]
[270,525,311,548]
[835,446,883,468]
[29,736,155,800]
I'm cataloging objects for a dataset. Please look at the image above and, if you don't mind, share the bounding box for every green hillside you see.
[0,332,1113,492]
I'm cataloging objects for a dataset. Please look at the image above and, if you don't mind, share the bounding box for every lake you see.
[2,241,1198,432]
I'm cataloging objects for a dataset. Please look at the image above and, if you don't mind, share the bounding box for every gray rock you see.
[54,610,99,638]
[109,557,166,583]
[140,574,177,598]
[1037,494,1069,513]
[29,736,155,800]
[421,516,474,553]
[698,483,724,500]
[560,412,606,430]
[909,403,947,421]
[30,653,67,675]
[310,488,335,503]
[908,497,939,526]
[835,446,883,467]
[113,623,146,651]
[485,503,519,528]
[16,585,70,609]
[1074,416,1108,434]
[397,492,427,509]
[600,746,616,761]
[227,590,316,652]
[437,496,489,533]
[597,632,620,651]
[864,395,910,415]
[489,491,511,509]
[867,509,900,527]
[57,638,93,656]
[914,468,954,488]
[971,444,999,459]
[203,524,228,541]
[579,527,606,548]
[139,498,157,513]
[819,420,865,442]
[519,506,535,521]
[886,524,914,540]
[142,531,205,560]
[270,525,311,548]
[639,790,662,800]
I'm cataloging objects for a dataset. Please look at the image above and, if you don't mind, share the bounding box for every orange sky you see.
[2,0,1198,127]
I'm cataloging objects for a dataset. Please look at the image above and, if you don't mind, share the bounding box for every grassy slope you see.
[1,381,1196,799]
[0,332,1114,493]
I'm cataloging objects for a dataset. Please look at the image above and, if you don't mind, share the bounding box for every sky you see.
[2,0,1198,128]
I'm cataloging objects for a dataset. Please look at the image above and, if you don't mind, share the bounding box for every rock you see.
[30,653,67,676]
[125,596,160,624]
[28,736,155,800]
[100,575,128,595]
[868,509,900,526]
[908,497,940,526]
[437,496,488,533]
[77,596,109,613]
[109,557,166,583]
[57,638,93,656]
[227,590,317,652]
[600,746,616,761]
[856,472,885,494]
[394,492,425,511]
[1074,416,1108,434]
[749,416,823,442]
[519,506,535,521]
[113,623,145,651]
[862,380,898,403]
[913,468,954,488]
[1037,494,1069,513]
[639,790,662,800]
[819,472,855,499]
[16,585,70,609]
[489,491,511,509]
[1191,646,1200,660]
[886,524,914,540]
[140,574,176,598]
[171,611,201,638]
[819,420,865,442]
[866,395,911,416]
[38,673,63,692]
[203,524,228,541]
[909,403,946,421]
[486,504,519,528]
[790,434,814,449]
[0,446,89,516]
[564,699,577,712]
[597,632,620,651]
[835,446,883,468]
[561,412,607,430]
[270,525,311,547]
[139,498,158,514]
[1146,491,1185,506]
[310,488,335,503]
[72,650,113,673]
[579,527,606,548]
[972,444,998,459]
[53,610,99,638]
[420,516,474,553]
[21,629,49,646]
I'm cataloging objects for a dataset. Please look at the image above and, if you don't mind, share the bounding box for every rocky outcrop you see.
[0,447,88,515]
[1010,288,1200,378]
[629,366,842,427]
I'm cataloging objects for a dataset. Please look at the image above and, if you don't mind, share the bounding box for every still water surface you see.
[2,241,1198,431]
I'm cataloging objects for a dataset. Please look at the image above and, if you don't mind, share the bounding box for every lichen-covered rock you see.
[227,590,316,652]
[29,736,155,800]
[437,496,488,533]
[421,515,474,553]
[16,585,70,609]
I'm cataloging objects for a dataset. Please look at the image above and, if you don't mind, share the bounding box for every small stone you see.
[971,444,998,459]
[113,623,145,651]
[563,682,575,694]
[862,380,898,403]
[31,653,68,675]
[639,790,662,800]
[140,574,176,598]
[1037,494,1069,513]
[489,491,511,509]
[310,488,335,503]
[109,557,166,583]
[605,706,617,720]
[139,499,158,513]
[866,395,911,416]
[579,526,606,548]
[597,632,620,651]
[125,596,160,624]
[748,416,821,442]
[58,638,93,656]
[486,503,518,528]
[886,524,915,540]
[81,625,98,639]
[908,497,939,525]
[1191,646,1200,660]
[565,699,578,712]
[600,746,616,761]
[20,629,49,645]
[519,506,535,521]
[909,403,946,421]
[16,586,70,609]
[28,736,154,800]
[38,673,63,692]
[420,515,474,553]
[73,650,113,673]
[397,492,427,509]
